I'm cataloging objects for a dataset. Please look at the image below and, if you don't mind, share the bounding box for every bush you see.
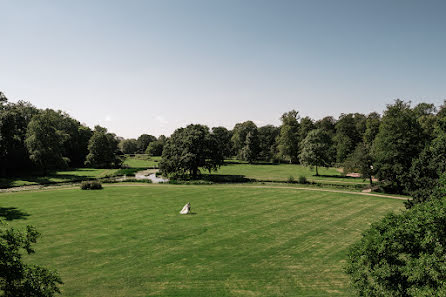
[80,180,103,190]
[346,198,446,296]
[287,175,295,183]
[298,175,307,184]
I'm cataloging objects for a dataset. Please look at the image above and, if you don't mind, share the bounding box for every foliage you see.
[0,222,62,296]
[405,132,446,207]
[240,130,260,163]
[287,175,295,183]
[299,129,334,175]
[231,121,258,159]
[343,143,374,186]
[25,109,70,173]
[80,180,103,190]
[85,126,122,168]
[371,100,424,193]
[334,113,366,164]
[160,124,224,178]
[346,198,446,297]
[211,126,233,158]
[136,134,156,153]
[145,135,166,156]
[298,175,307,184]
[277,110,300,163]
[0,96,39,176]
[119,139,138,154]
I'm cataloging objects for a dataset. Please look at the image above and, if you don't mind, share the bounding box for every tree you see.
[119,139,138,154]
[25,109,70,174]
[160,124,224,178]
[85,126,122,168]
[299,129,334,176]
[405,131,446,207]
[241,131,260,163]
[343,143,375,186]
[277,110,300,163]
[257,125,280,161]
[231,121,258,159]
[1,222,62,296]
[371,100,424,193]
[136,134,156,153]
[211,126,233,158]
[363,112,381,148]
[0,98,38,176]
[334,113,366,164]
[346,196,446,296]
[145,135,167,156]
[298,116,315,143]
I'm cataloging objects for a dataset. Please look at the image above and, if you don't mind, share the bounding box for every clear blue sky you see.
[1,0,445,138]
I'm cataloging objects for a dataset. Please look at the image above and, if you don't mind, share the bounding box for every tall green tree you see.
[85,126,122,168]
[257,125,280,161]
[343,143,375,186]
[145,135,167,156]
[405,131,446,207]
[371,100,424,193]
[160,124,223,178]
[0,97,38,176]
[363,112,381,148]
[1,222,63,297]
[241,130,260,163]
[277,110,300,163]
[299,129,334,176]
[334,113,366,164]
[136,134,157,153]
[231,121,258,159]
[211,126,233,158]
[119,139,138,154]
[25,109,70,174]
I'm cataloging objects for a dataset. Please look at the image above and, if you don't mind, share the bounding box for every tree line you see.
[3,91,446,203]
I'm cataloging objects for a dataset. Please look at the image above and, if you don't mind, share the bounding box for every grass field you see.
[0,168,120,188]
[0,184,403,296]
[123,155,161,168]
[214,163,368,185]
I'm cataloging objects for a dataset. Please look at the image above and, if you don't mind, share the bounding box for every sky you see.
[1,0,446,138]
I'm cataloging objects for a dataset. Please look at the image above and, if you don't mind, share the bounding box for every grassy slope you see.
[0,184,402,296]
[122,155,161,168]
[0,168,120,188]
[214,163,368,185]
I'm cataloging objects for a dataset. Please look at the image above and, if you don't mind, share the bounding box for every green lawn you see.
[0,168,120,188]
[123,155,161,168]
[0,184,402,296]
[214,163,368,185]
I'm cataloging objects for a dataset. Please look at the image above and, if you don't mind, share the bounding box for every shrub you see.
[346,198,446,296]
[80,180,103,190]
[287,175,295,183]
[298,175,307,184]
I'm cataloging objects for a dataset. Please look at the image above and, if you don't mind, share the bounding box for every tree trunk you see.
[369,175,373,187]
[315,165,319,176]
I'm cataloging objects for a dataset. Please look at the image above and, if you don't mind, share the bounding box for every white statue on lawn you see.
[180,202,191,214]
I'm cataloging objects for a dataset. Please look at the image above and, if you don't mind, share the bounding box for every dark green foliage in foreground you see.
[160,124,224,178]
[85,126,122,168]
[346,197,446,296]
[80,180,103,190]
[0,223,62,297]
[299,129,334,176]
